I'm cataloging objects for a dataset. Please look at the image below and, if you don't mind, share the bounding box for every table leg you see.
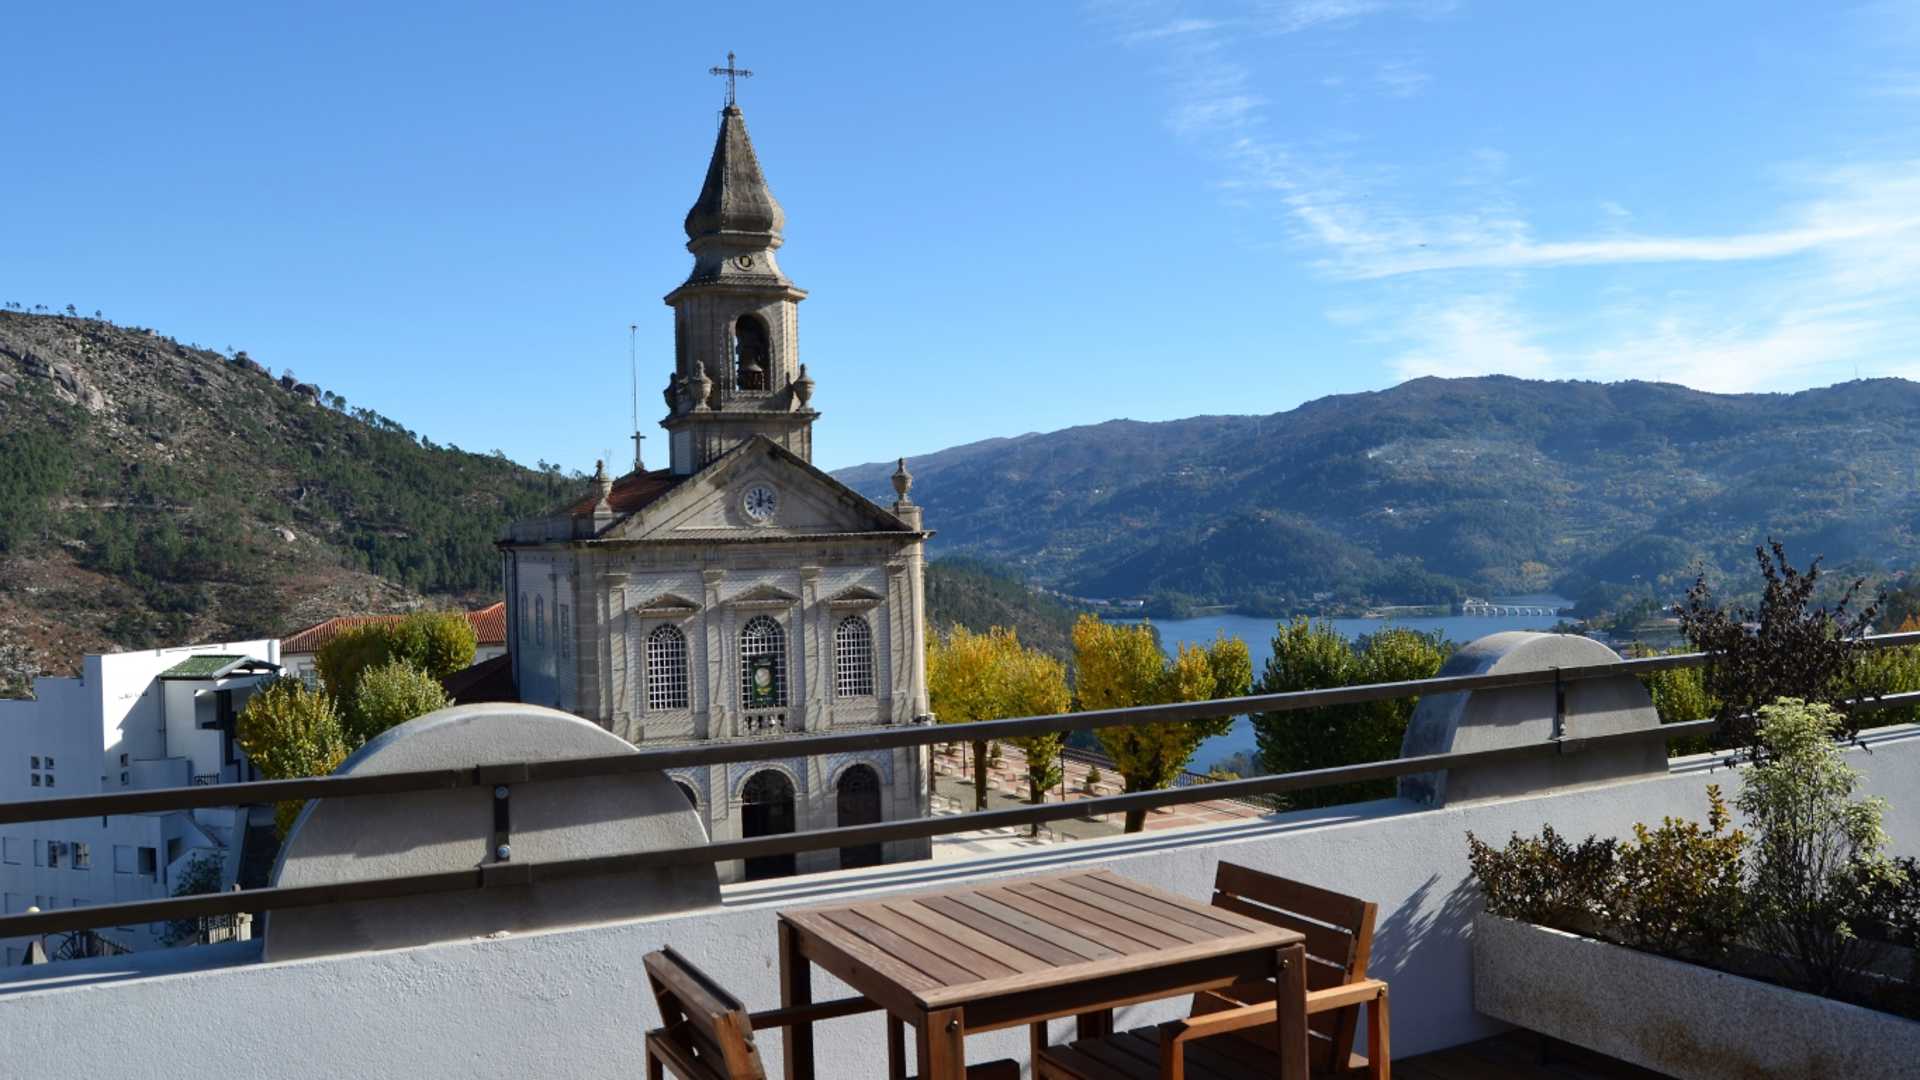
[1030,1019,1049,1065]
[780,921,814,1080]
[1074,1009,1113,1040]
[888,1015,908,1080]
[1274,942,1308,1080]
[917,1008,965,1080]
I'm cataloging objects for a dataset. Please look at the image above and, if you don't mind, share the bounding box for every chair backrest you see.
[1206,862,1379,1071]
[644,947,767,1080]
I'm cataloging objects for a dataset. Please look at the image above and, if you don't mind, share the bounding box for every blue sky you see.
[5,2,1917,474]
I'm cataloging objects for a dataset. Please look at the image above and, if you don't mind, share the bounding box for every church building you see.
[498,90,933,882]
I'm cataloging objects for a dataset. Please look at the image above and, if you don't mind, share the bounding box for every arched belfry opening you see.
[733,314,771,392]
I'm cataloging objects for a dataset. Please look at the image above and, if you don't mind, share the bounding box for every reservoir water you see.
[1139,598,1573,772]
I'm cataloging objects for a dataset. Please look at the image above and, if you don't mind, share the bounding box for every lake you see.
[1139,598,1573,772]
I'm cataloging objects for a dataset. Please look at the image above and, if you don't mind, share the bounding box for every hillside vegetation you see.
[0,311,566,687]
[839,377,1920,615]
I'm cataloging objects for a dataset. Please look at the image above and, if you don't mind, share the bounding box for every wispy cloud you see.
[1102,2,1920,394]
[1374,59,1430,97]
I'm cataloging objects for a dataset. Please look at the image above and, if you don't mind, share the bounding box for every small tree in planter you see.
[1738,699,1907,997]
[1676,541,1877,748]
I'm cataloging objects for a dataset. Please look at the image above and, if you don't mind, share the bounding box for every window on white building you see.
[558,604,572,660]
[46,842,62,869]
[834,616,876,698]
[138,847,158,878]
[119,753,129,767]
[121,771,129,786]
[738,616,788,709]
[29,756,38,769]
[43,773,52,788]
[534,596,546,646]
[72,843,90,870]
[0,837,20,865]
[30,774,39,788]
[33,840,45,867]
[44,757,52,769]
[645,625,690,711]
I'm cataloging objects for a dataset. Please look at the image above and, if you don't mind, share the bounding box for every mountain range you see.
[837,377,1920,615]
[6,310,1915,691]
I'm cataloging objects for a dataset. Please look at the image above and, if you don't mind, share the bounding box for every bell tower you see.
[661,93,818,475]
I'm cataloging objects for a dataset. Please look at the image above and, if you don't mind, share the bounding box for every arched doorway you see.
[836,764,883,870]
[740,769,796,881]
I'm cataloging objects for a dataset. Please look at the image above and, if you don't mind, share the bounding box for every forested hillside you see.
[0,311,568,688]
[839,377,1920,615]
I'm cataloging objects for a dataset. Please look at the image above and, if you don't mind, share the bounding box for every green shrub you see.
[1612,785,1747,960]
[1466,826,1617,928]
[1737,698,1903,997]
[234,678,349,836]
[345,659,451,746]
[315,611,476,704]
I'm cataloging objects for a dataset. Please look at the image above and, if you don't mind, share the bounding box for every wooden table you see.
[777,868,1308,1080]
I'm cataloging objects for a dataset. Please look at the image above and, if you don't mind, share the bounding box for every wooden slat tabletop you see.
[779,869,1303,1012]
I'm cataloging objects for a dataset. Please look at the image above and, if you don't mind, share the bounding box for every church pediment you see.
[634,592,702,616]
[726,583,801,609]
[596,437,920,544]
[827,585,887,610]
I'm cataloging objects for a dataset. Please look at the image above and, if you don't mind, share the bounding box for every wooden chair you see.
[1035,863,1389,1079]
[643,947,1018,1080]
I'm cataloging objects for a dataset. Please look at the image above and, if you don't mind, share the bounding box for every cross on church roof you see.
[709,51,752,108]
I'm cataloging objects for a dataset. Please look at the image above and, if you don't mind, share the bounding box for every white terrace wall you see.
[0,725,1915,1080]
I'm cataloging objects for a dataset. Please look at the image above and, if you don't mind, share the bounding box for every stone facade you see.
[499,102,932,883]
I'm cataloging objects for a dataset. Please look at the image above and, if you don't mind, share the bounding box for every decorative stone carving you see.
[792,363,814,408]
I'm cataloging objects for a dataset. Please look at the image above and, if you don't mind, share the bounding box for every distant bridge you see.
[1460,599,1563,617]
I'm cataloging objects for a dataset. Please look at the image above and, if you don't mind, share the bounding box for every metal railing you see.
[1,632,1916,944]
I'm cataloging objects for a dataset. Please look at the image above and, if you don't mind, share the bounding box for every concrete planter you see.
[1472,913,1920,1079]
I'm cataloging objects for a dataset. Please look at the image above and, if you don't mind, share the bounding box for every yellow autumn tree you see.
[1072,614,1253,832]
[927,625,1071,812]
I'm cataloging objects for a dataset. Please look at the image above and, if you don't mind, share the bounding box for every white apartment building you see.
[0,641,280,962]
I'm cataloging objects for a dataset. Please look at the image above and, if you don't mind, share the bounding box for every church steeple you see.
[661,95,817,476]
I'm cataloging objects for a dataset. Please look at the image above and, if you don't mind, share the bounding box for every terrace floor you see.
[1401,1032,1669,1079]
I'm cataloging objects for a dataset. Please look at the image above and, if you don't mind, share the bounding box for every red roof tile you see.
[282,601,509,654]
[563,468,684,516]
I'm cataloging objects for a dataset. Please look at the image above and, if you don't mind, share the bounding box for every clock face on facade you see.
[742,483,779,522]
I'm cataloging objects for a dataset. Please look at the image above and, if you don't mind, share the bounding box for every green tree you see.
[1072,614,1252,832]
[1252,620,1449,807]
[161,852,228,946]
[1738,699,1905,997]
[234,678,350,836]
[345,659,452,746]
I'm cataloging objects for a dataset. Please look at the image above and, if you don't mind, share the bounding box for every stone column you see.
[700,569,725,742]
[601,571,630,738]
[799,567,823,733]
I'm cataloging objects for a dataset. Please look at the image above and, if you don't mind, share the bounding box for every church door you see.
[835,764,883,870]
[740,769,796,881]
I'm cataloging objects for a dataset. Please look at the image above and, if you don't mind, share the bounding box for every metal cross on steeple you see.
[709,51,752,107]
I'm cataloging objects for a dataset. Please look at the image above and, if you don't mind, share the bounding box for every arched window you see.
[738,615,787,708]
[533,595,545,646]
[834,616,875,698]
[733,315,770,392]
[646,625,690,711]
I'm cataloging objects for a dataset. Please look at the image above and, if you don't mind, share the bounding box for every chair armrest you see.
[1304,978,1388,1014]
[1163,1000,1277,1047]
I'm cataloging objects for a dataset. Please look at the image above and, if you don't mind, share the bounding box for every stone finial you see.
[792,362,815,408]
[891,457,914,504]
[690,362,714,411]
[592,459,613,512]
